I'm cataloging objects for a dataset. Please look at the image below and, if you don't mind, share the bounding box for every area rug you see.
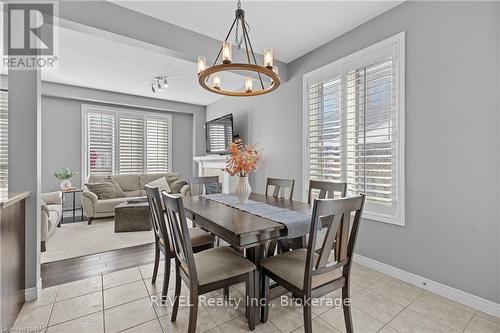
[41,219,154,263]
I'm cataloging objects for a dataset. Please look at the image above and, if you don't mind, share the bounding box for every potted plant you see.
[225,139,262,204]
[54,168,78,190]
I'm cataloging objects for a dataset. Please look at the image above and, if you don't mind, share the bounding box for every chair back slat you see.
[265,177,295,200]
[145,185,169,250]
[315,213,342,269]
[304,195,365,292]
[161,192,198,286]
[189,176,220,196]
[337,212,351,261]
[307,180,347,204]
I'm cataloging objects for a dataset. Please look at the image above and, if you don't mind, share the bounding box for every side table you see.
[59,188,84,226]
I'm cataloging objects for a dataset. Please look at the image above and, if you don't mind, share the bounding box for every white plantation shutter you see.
[83,105,172,179]
[119,116,144,174]
[0,90,7,190]
[146,117,170,173]
[304,33,404,225]
[308,76,343,182]
[346,57,395,204]
[86,112,115,176]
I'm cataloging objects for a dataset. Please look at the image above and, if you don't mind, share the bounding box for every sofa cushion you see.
[124,190,141,197]
[47,211,59,234]
[146,176,171,194]
[88,175,108,184]
[169,179,188,194]
[139,173,178,188]
[85,182,117,200]
[86,173,186,195]
[111,174,140,192]
[94,197,142,213]
[105,177,126,198]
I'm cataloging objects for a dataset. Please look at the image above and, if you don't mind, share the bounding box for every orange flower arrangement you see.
[225,139,263,177]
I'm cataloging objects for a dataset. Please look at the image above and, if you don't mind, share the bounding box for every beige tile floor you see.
[13,261,500,333]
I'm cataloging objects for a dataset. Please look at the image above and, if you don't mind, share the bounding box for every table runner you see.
[202,193,312,239]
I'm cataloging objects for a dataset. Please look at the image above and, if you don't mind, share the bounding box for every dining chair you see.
[189,176,222,196]
[307,180,348,250]
[265,177,295,200]
[307,180,347,204]
[264,177,296,256]
[260,195,366,333]
[145,185,215,303]
[161,191,259,332]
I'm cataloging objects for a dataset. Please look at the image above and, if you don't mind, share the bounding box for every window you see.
[83,105,172,180]
[86,111,115,176]
[0,90,7,190]
[146,117,170,173]
[119,115,144,174]
[303,33,405,225]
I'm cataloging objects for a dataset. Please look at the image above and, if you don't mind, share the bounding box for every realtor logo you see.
[5,3,53,55]
[2,2,58,69]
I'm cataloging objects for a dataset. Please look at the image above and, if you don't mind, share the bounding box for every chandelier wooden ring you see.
[198,63,280,97]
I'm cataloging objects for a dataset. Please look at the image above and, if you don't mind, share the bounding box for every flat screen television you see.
[206,114,234,154]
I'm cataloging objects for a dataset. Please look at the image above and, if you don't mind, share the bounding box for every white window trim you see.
[81,104,173,184]
[302,32,405,226]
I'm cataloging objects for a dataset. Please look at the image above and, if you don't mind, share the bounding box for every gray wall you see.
[41,83,205,192]
[8,68,42,297]
[207,1,500,303]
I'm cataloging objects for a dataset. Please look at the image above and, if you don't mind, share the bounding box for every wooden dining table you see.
[182,192,313,322]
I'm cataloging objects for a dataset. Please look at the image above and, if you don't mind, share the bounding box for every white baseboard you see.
[353,253,500,319]
[24,278,42,302]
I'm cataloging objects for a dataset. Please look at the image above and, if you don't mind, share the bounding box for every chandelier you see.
[197,0,280,97]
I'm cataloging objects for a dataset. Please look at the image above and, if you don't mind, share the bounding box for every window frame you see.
[81,104,172,183]
[302,32,405,226]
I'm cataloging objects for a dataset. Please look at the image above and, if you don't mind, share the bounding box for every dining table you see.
[182,192,314,322]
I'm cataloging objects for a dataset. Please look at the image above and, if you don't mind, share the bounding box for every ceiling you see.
[25,1,404,106]
[41,26,243,105]
[113,1,403,63]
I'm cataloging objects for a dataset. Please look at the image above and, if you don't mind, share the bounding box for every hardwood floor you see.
[41,243,157,288]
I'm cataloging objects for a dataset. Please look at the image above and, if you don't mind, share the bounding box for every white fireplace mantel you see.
[193,155,229,193]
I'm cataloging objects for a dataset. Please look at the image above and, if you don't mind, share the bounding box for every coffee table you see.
[114,201,152,232]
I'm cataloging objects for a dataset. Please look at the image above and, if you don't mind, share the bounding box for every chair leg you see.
[188,291,199,333]
[161,256,171,304]
[261,274,270,323]
[266,240,277,258]
[171,261,182,322]
[223,286,229,300]
[342,286,354,333]
[246,271,256,330]
[303,301,313,333]
[152,242,160,284]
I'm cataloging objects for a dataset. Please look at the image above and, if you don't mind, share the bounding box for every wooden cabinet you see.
[0,192,29,329]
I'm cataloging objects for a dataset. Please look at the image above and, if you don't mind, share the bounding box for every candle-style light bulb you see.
[245,76,253,93]
[198,56,206,74]
[263,48,273,69]
[222,42,232,64]
[213,74,221,89]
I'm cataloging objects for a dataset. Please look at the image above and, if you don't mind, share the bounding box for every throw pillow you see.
[169,179,187,194]
[104,176,125,198]
[85,182,117,200]
[146,176,171,194]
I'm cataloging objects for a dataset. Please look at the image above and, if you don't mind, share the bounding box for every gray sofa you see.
[82,173,189,224]
[41,191,63,252]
